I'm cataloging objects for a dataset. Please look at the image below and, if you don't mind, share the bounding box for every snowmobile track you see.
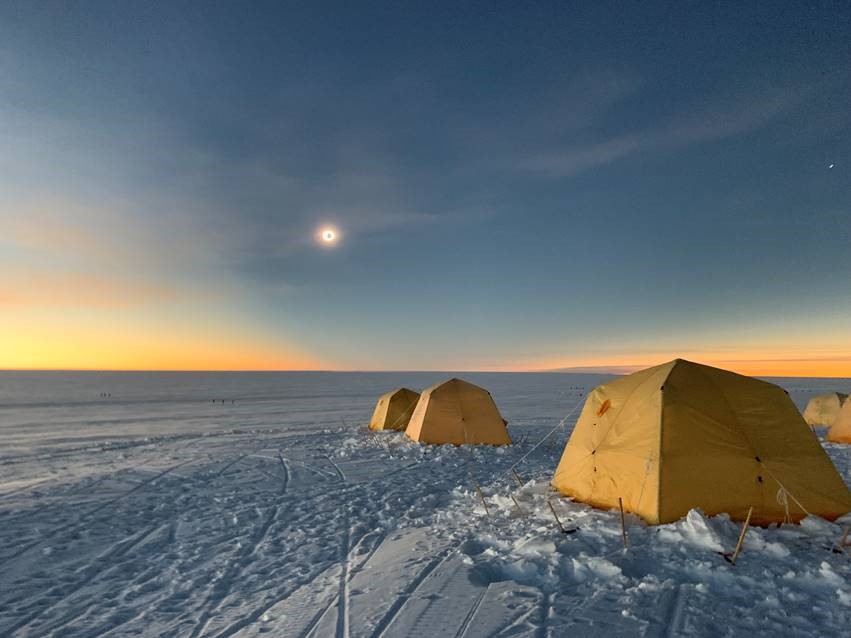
[369,544,457,638]
[455,584,489,638]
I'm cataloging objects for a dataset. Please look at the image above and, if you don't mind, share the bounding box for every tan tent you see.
[827,399,851,444]
[552,359,851,525]
[803,392,848,427]
[369,387,420,431]
[405,378,511,445]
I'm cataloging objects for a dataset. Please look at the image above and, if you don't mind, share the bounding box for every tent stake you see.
[618,497,629,550]
[473,481,491,518]
[510,493,526,516]
[730,506,753,565]
[547,500,567,533]
[511,468,524,487]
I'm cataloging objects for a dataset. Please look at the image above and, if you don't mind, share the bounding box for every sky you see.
[1,1,850,375]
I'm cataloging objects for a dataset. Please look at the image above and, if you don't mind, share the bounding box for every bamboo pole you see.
[730,506,753,566]
[547,500,566,533]
[511,468,524,487]
[474,482,491,518]
[618,497,629,550]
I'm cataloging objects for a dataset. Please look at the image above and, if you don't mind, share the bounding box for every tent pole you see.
[618,497,629,550]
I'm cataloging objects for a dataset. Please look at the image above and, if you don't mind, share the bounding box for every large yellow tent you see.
[552,359,851,525]
[827,399,851,444]
[369,387,420,431]
[405,378,511,445]
[803,392,848,427]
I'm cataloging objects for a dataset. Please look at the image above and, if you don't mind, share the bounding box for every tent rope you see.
[776,487,792,525]
[509,395,585,474]
[761,463,813,519]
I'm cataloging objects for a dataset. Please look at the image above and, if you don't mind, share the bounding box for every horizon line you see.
[1,367,850,379]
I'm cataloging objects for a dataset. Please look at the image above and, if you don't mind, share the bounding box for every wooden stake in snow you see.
[618,497,629,550]
[510,493,526,516]
[730,506,754,565]
[511,468,524,487]
[547,500,567,533]
[474,481,491,518]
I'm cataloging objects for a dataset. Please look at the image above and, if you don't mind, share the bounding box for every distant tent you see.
[803,392,848,427]
[827,399,851,444]
[369,388,420,432]
[405,378,511,446]
[552,359,851,525]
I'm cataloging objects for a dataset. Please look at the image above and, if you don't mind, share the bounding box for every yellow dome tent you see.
[405,378,511,446]
[369,387,420,431]
[827,399,851,444]
[552,359,851,525]
[803,392,848,427]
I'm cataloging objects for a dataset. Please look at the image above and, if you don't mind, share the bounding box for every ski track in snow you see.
[188,448,291,638]
[0,373,850,637]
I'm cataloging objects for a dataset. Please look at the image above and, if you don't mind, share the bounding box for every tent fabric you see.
[405,378,511,446]
[552,359,851,525]
[803,392,848,427]
[368,388,420,432]
[827,400,851,444]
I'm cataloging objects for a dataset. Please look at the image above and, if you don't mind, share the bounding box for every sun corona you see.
[316,225,340,247]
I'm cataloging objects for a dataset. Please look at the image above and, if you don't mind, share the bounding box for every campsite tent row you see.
[802,391,851,443]
[369,378,512,446]
[369,360,851,526]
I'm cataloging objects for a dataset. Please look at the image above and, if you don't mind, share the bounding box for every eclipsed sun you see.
[316,226,340,247]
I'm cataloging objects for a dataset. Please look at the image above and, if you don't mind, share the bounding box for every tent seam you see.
[696,365,770,516]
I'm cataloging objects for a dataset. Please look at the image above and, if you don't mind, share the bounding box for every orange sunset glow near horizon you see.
[2,322,850,377]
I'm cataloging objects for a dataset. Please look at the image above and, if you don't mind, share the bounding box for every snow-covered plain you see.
[1,371,850,637]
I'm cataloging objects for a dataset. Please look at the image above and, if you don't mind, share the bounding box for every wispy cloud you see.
[516,87,805,178]
[516,134,643,178]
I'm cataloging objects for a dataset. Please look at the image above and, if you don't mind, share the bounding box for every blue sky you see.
[1,2,849,373]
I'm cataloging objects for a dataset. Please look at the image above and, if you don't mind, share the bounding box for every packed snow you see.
[1,371,849,637]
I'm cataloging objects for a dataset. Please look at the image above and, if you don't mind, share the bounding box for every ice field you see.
[1,371,850,637]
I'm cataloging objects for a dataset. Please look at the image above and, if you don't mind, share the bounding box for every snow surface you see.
[1,371,850,637]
